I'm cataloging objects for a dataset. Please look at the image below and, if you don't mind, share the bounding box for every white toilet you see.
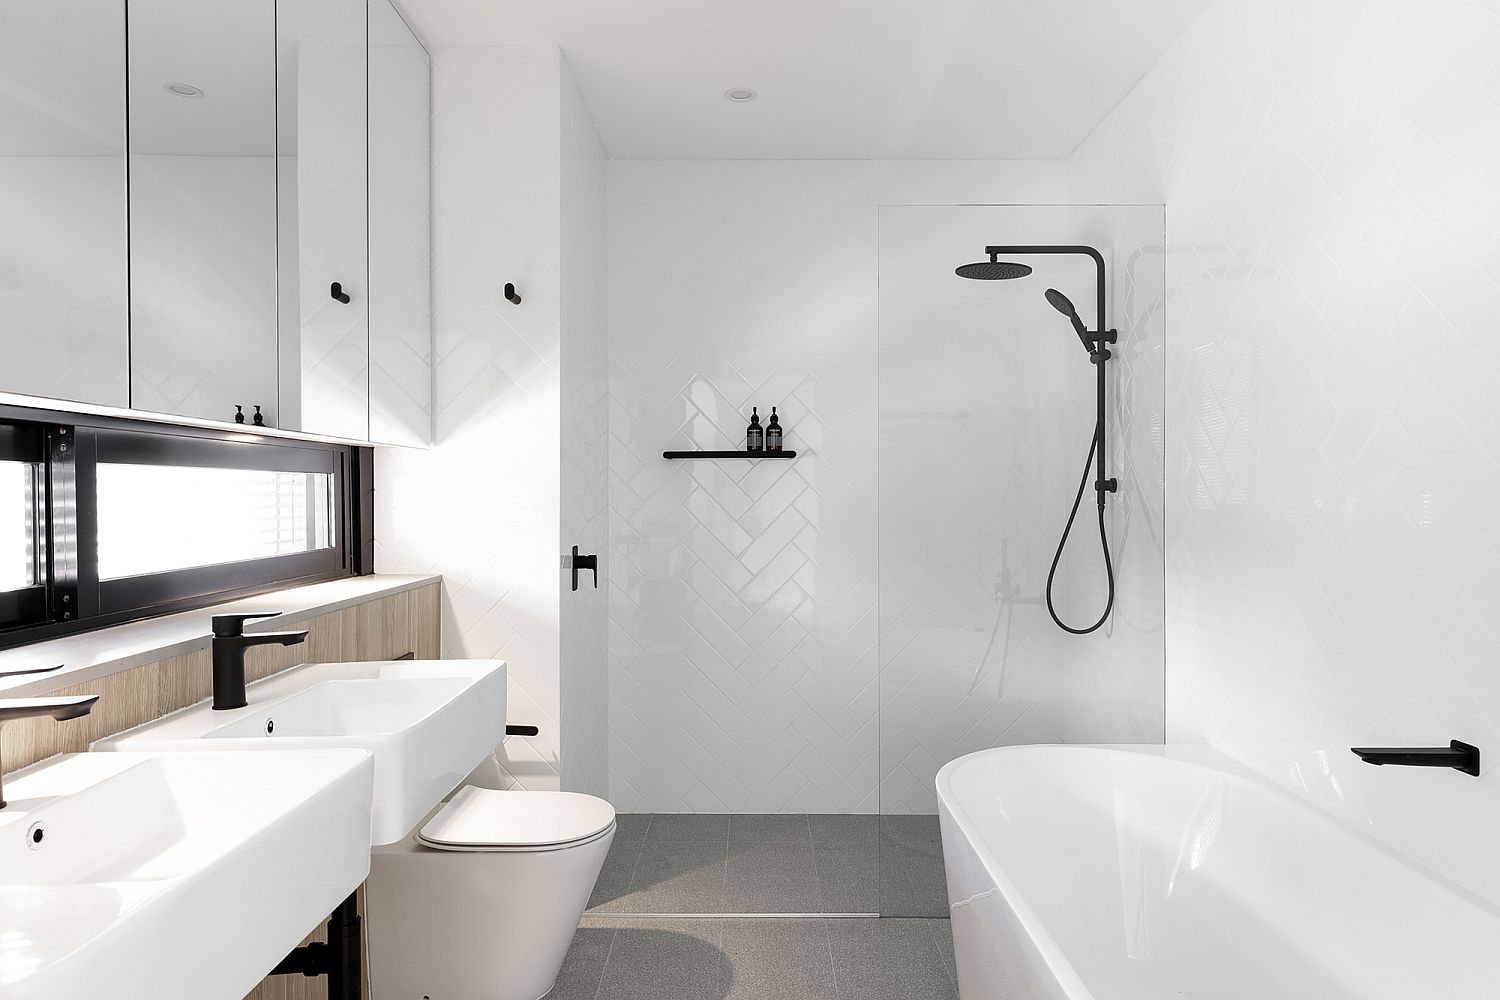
[366,784,616,1000]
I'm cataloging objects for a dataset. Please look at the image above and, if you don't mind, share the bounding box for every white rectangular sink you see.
[95,659,507,845]
[0,749,372,1000]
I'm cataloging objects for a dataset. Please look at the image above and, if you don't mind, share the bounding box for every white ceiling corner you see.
[398,0,1210,159]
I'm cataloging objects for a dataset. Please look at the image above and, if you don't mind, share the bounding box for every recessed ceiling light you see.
[164,82,203,99]
[724,88,757,103]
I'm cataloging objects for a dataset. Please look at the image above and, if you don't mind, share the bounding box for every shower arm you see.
[985,245,1118,509]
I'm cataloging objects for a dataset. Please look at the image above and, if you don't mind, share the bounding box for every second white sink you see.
[0,749,372,1000]
[95,659,507,845]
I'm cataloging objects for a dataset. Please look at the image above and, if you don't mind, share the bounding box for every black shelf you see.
[663,450,797,460]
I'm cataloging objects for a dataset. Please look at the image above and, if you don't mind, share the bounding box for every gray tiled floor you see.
[587,814,948,917]
[551,917,958,1000]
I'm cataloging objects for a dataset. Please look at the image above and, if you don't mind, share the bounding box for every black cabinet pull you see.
[506,724,539,737]
[330,281,350,304]
[570,545,597,591]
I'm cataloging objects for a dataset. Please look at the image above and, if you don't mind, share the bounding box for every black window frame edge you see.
[0,401,375,652]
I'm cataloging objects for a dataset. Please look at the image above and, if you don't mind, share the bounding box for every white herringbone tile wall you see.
[377,46,572,791]
[604,162,1176,813]
[878,205,1166,813]
[1071,0,1500,904]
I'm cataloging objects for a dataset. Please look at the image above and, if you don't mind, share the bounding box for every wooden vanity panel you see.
[0,581,441,1000]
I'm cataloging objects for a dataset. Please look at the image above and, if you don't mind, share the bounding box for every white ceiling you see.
[399,0,1209,159]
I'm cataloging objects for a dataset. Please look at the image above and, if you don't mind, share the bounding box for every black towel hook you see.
[330,281,350,304]
[504,282,522,305]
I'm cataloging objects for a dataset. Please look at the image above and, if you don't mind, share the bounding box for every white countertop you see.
[0,574,441,697]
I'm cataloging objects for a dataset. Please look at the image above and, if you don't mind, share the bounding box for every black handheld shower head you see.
[1045,288,1092,351]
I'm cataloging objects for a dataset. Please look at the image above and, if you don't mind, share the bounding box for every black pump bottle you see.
[766,408,783,452]
[747,407,764,452]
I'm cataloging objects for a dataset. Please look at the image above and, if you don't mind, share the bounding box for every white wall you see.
[559,59,611,797]
[1071,0,1500,905]
[877,205,1166,813]
[608,161,1167,813]
[876,206,1073,813]
[1060,207,1169,743]
[377,46,566,790]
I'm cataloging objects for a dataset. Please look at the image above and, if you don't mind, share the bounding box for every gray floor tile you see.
[613,812,653,845]
[718,920,837,1000]
[724,841,821,912]
[826,918,958,1000]
[927,919,959,991]
[809,814,879,848]
[623,840,727,913]
[547,922,616,1000]
[588,824,651,913]
[594,919,725,1000]
[878,814,942,848]
[879,815,949,918]
[728,813,811,845]
[646,813,731,843]
[812,842,880,913]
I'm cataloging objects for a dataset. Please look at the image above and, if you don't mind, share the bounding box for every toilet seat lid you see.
[417,786,617,850]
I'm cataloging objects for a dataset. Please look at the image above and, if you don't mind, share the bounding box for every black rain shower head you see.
[956,257,1033,281]
[1045,288,1092,351]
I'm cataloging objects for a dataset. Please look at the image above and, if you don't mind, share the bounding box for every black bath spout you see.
[1350,740,1480,777]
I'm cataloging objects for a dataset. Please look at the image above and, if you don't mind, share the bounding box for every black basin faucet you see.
[211,613,309,710]
[0,695,99,808]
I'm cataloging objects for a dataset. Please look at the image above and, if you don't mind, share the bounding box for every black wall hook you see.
[330,281,350,304]
[504,282,522,305]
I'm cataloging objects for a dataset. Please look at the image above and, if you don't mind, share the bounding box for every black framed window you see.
[0,422,48,632]
[0,404,373,650]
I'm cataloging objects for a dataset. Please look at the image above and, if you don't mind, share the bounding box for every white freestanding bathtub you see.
[936,745,1500,1000]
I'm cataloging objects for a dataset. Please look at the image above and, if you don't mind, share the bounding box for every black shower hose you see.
[1045,419,1116,634]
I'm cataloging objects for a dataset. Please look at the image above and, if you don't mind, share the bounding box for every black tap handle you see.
[330,281,351,304]
[504,282,522,305]
[211,612,284,637]
[570,546,598,591]
[0,663,63,679]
